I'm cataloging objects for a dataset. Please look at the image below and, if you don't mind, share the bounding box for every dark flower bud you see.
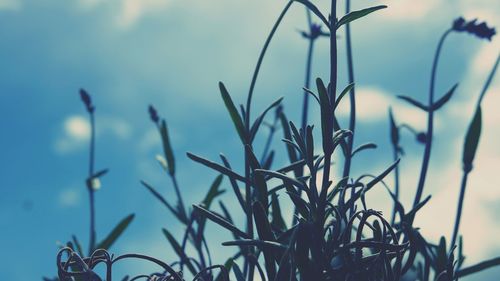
[416,132,427,144]
[79,88,94,113]
[310,23,323,39]
[300,23,325,40]
[148,105,159,124]
[452,17,496,41]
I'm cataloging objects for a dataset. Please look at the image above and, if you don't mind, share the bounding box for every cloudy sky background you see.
[0,0,499,280]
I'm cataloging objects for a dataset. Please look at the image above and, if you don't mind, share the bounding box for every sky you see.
[0,0,499,280]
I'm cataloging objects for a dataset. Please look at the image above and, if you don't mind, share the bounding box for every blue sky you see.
[0,0,499,280]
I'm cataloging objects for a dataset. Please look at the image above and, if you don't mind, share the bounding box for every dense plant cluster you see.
[46,1,499,281]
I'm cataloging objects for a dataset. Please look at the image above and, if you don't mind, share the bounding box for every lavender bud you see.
[148,105,159,124]
[79,88,94,113]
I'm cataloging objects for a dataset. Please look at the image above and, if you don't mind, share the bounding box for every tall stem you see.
[411,30,451,214]
[88,112,96,255]
[390,144,400,225]
[342,0,357,218]
[450,171,469,250]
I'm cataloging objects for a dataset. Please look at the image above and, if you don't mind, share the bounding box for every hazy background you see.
[0,0,499,280]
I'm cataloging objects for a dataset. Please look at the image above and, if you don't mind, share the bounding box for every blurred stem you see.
[343,0,357,219]
[390,142,400,225]
[260,116,279,164]
[294,7,314,226]
[457,256,500,278]
[170,175,188,222]
[411,29,452,219]
[451,53,499,249]
[300,10,314,133]
[450,171,469,250]
[88,112,96,255]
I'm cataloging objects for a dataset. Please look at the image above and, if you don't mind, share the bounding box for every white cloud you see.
[377,0,442,21]
[0,0,21,11]
[54,115,132,154]
[116,0,172,28]
[58,188,81,207]
[54,115,91,154]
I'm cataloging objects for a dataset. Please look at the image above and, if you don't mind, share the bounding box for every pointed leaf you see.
[334,83,355,110]
[397,95,429,111]
[294,0,330,28]
[141,181,186,224]
[336,5,387,29]
[351,143,377,157]
[187,152,247,182]
[201,175,225,209]
[162,228,197,275]
[160,120,176,175]
[463,107,482,172]
[219,82,246,143]
[193,205,250,239]
[432,83,458,111]
[250,97,284,143]
[96,214,134,250]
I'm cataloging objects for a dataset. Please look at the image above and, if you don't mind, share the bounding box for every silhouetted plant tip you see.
[452,17,496,40]
[79,88,94,113]
[149,104,160,124]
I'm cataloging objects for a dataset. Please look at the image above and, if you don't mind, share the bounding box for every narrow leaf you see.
[334,83,355,110]
[160,120,176,175]
[219,82,246,143]
[432,83,458,111]
[162,228,197,275]
[250,97,284,143]
[397,95,429,111]
[463,107,482,172]
[187,152,247,183]
[96,214,134,250]
[201,175,225,209]
[193,205,250,239]
[294,0,330,28]
[351,143,377,157]
[141,181,186,224]
[336,5,387,29]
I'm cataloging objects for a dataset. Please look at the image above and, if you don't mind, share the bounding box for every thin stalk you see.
[343,0,357,219]
[294,7,314,226]
[322,0,337,193]
[245,0,294,128]
[260,117,279,164]
[88,112,96,255]
[411,29,452,214]
[390,144,400,226]
[457,256,500,278]
[170,175,187,222]
[450,53,499,249]
[450,171,469,250]
[243,3,293,278]
[300,8,314,133]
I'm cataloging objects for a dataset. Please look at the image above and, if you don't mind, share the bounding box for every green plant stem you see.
[243,3,293,279]
[293,8,314,226]
[390,143,400,225]
[411,29,452,217]
[300,11,314,133]
[342,0,357,219]
[450,171,469,250]
[88,112,96,255]
[245,0,294,127]
[457,256,500,278]
[321,0,337,194]
[170,175,188,222]
[450,54,499,249]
